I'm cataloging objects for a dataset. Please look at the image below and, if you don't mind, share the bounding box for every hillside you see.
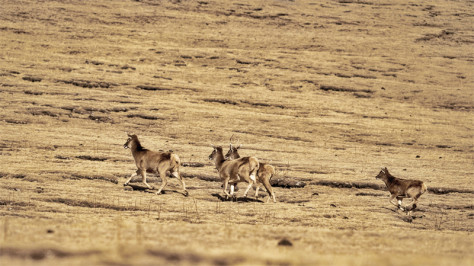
[0,0,473,265]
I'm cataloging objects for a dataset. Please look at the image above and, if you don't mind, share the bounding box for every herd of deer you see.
[123,134,427,215]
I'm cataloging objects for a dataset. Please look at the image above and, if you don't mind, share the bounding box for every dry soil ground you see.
[0,0,473,265]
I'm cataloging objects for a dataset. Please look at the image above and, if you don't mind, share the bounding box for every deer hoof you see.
[183,191,189,197]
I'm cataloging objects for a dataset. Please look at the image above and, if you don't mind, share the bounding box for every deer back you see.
[135,150,174,170]
[386,176,425,197]
[219,156,258,177]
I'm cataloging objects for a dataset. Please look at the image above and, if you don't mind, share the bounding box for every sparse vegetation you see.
[0,0,473,265]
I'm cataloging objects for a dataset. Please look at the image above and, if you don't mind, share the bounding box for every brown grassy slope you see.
[0,0,473,265]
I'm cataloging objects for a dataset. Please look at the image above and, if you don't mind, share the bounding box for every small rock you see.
[46,229,54,234]
[124,186,133,191]
[278,238,293,246]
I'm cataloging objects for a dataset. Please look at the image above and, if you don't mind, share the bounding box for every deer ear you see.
[237,144,242,149]
[384,167,389,172]
[127,132,133,137]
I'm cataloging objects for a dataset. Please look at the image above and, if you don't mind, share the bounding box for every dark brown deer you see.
[123,134,188,196]
[208,146,259,200]
[225,142,276,203]
[375,167,427,214]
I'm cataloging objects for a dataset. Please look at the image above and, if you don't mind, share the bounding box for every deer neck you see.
[214,151,226,170]
[380,174,394,187]
[130,140,144,157]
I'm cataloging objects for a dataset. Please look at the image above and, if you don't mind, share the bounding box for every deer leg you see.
[396,196,406,211]
[222,178,231,200]
[156,170,168,195]
[404,197,418,209]
[140,170,153,189]
[230,184,236,201]
[262,179,276,203]
[411,198,418,210]
[389,195,397,206]
[389,195,403,210]
[124,171,138,186]
[172,170,188,196]
[243,181,254,198]
[404,197,419,216]
[255,186,260,199]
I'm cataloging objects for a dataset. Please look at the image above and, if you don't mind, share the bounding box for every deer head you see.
[376,167,389,179]
[225,135,242,160]
[208,145,222,161]
[124,133,136,149]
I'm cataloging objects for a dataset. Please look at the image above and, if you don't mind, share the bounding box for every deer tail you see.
[421,182,428,194]
[267,165,276,182]
[249,157,259,180]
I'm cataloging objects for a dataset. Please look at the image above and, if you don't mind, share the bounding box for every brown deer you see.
[123,134,188,196]
[225,142,276,203]
[375,167,427,214]
[208,145,259,200]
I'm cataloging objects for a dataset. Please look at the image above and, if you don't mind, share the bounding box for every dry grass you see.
[0,0,473,265]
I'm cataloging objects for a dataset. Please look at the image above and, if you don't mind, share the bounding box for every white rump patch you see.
[250,174,256,182]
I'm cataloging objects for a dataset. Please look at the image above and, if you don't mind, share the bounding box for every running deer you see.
[208,145,259,200]
[123,134,188,196]
[375,167,427,214]
[225,142,276,203]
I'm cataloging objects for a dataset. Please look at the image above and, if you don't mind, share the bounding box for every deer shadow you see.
[211,193,263,203]
[382,207,425,223]
[126,184,188,196]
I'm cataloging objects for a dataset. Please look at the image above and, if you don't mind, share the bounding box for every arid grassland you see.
[0,0,473,265]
